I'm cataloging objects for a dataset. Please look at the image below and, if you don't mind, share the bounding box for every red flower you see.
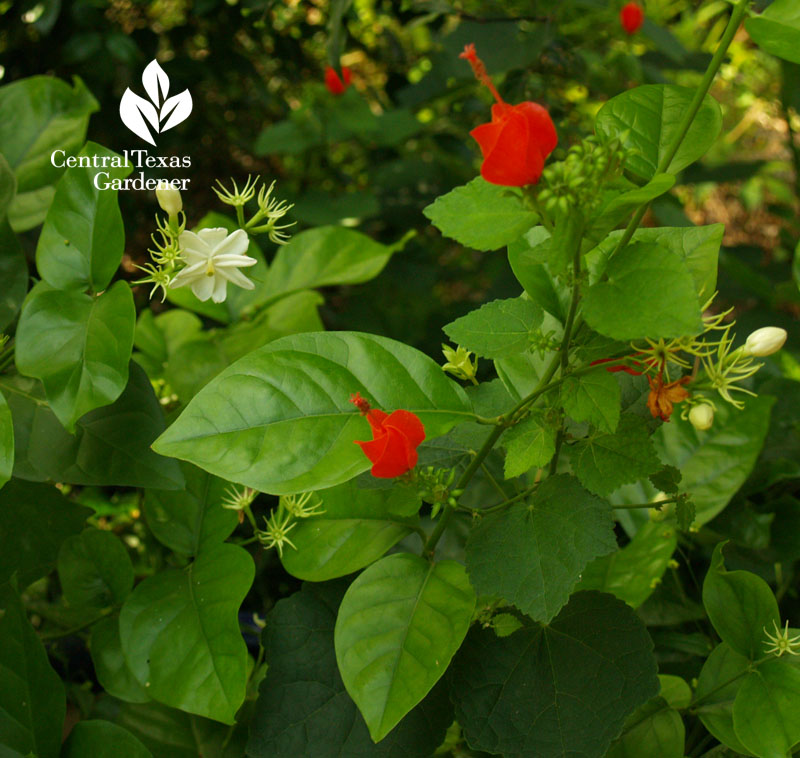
[620,2,644,35]
[460,43,557,187]
[324,65,352,95]
[350,393,425,478]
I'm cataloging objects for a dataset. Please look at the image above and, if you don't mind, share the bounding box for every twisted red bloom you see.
[460,43,557,187]
[324,65,352,95]
[620,2,644,35]
[353,404,426,478]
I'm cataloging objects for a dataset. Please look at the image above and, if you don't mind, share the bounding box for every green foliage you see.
[62,720,153,758]
[0,391,12,489]
[560,369,621,433]
[89,617,150,704]
[746,0,800,65]
[0,219,27,332]
[502,410,556,478]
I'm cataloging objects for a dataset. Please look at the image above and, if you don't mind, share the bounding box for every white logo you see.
[119,60,192,146]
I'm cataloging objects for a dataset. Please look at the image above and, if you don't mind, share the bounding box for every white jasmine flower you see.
[170,227,257,303]
[155,180,183,216]
[743,327,787,358]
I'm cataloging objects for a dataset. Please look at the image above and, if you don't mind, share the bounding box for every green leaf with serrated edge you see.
[1,363,184,490]
[583,242,703,341]
[450,591,659,758]
[595,84,722,179]
[734,659,800,758]
[62,720,153,758]
[746,0,800,65]
[89,617,150,704]
[35,142,130,291]
[423,176,538,251]
[560,368,621,433]
[502,411,556,478]
[143,463,237,557]
[492,613,523,638]
[656,394,774,525]
[576,520,677,608]
[153,332,472,496]
[0,390,12,489]
[443,297,544,359]
[675,497,695,532]
[571,414,661,496]
[334,553,475,742]
[58,528,134,609]
[15,280,135,431]
[0,480,91,587]
[0,581,66,758]
[507,226,569,320]
[280,479,416,581]
[586,225,723,302]
[0,218,27,332]
[702,542,780,660]
[119,544,254,724]
[649,464,681,494]
[465,475,616,623]
[695,643,752,755]
[247,580,453,758]
[605,696,684,758]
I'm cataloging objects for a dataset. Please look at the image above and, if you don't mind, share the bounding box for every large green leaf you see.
[0,479,91,587]
[0,75,98,231]
[702,542,779,660]
[2,363,183,489]
[57,528,134,609]
[0,218,27,332]
[582,242,703,341]
[119,543,254,724]
[15,280,135,431]
[465,474,616,623]
[62,720,153,758]
[594,84,722,179]
[153,332,472,495]
[450,591,660,758]
[507,227,569,320]
[502,410,556,478]
[0,390,12,489]
[423,176,538,252]
[746,0,800,65]
[0,581,66,758]
[280,480,417,581]
[35,142,130,292]
[334,553,475,742]
[606,696,684,758]
[560,369,621,433]
[247,580,453,757]
[0,152,15,219]
[143,463,237,556]
[89,617,150,704]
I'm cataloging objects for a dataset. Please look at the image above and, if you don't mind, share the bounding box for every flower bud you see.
[156,180,182,217]
[688,404,714,432]
[744,327,787,357]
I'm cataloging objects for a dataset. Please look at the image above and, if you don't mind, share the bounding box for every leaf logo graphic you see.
[119,60,193,145]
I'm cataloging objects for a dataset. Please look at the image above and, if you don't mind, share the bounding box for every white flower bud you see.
[689,404,714,432]
[744,327,787,357]
[155,180,182,216]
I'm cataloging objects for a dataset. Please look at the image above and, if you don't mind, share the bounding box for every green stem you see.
[614,497,678,510]
[480,462,508,500]
[459,483,539,516]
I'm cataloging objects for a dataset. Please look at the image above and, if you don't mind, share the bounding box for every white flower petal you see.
[190,274,216,302]
[196,227,231,249]
[214,254,258,268]
[211,275,229,303]
[212,228,250,257]
[178,230,212,259]
[170,260,207,287]
[217,266,255,289]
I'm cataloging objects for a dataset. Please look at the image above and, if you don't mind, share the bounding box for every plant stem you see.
[459,483,539,516]
[614,497,679,510]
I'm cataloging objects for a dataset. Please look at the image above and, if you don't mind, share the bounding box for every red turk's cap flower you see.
[324,65,352,95]
[620,2,645,35]
[460,43,557,187]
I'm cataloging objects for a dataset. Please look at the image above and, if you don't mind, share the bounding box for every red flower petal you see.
[383,409,426,448]
[324,66,351,95]
[620,3,644,34]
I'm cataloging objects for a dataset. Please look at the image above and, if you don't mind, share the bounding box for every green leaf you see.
[0,581,66,758]
[605,696,684,758]
[443,297,544,359]
[153,332,472,495]
[0,479,91,587]
[423,177,538,251]
[560,368,621,433]
[89,617,150,704]
[576,520,677,608]
[450,591,660,758]
[247,580,454,758]
[119,544,254,724]
[594,84,722,179]
[649,464,682,494]
[746,0,800,65]
[571,413,661,496]
[0,152,16,219]
[733,659,800,758]
[35,142,130,291]
[0,390,12,489]
[582,242,703,341]
[15,280,135,431]
[1,363,184,490]
[491,612,523,638]
[0,76,98,231]
[334,553,475,742]
[280,480,416,581]
[57,528,134,609]
[142,464,237,557]
[62,720,153,758]
[702,542,780,660]
[507,227,569,320]
[502,410,556,478]
[465,475,617,623]
[0,218,27,332]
